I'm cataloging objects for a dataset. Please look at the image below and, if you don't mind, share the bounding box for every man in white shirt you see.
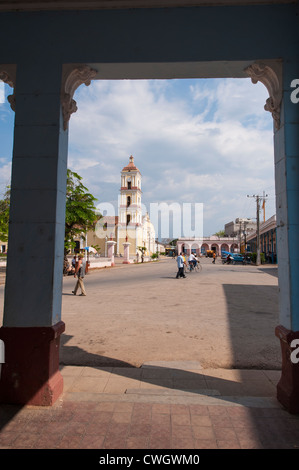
[188,253,197,269]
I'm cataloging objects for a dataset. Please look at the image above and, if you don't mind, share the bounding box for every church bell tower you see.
[117,155,143,254]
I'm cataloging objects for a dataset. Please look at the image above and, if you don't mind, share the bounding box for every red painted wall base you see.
[0,321,65,406]
[275,325,299,414]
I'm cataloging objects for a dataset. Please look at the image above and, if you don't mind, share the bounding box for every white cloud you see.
[191,78,271,127]
[67,77,276,236]
[0,161,12,193]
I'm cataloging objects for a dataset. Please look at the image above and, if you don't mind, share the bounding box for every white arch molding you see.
[244,60,282,130]
[0,64,98,130]
[61,65,98,130]
[0,65,16,111]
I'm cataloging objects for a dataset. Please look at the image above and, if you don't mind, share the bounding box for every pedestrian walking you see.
[72,254,87,296]
[176,252,186,278]
[212,251,216,264]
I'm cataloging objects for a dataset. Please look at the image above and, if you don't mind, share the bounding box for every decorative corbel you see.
[0,68,16,111]
[61,65,97,131]
[244,61,282,130]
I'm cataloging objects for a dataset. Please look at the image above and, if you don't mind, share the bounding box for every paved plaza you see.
[60,256,281,370]
[1,257,299,450]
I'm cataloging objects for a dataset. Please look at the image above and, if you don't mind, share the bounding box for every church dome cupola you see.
[122,155,140,174]
[120,155,142,192]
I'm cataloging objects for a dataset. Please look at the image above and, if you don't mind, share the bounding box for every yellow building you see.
[87,215,119,256]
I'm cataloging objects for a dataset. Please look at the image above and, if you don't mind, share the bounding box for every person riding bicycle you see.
[188,253,197,269]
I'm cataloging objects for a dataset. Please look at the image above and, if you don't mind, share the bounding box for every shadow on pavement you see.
[58,334,277,405]
[258,267,278,278]
[222,284,281,370]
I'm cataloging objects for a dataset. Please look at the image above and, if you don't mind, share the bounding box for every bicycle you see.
[188,261,202,273]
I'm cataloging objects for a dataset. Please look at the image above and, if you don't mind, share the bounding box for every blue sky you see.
[0,77,276,238]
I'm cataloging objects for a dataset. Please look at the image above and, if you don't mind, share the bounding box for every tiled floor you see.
[1,397,299,449]
[1,364,299,449]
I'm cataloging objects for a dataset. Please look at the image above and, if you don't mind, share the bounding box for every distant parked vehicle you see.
[221,251,245,265]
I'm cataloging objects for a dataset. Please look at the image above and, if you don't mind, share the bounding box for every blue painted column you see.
[275,59,299,413]
[0,62,67,405]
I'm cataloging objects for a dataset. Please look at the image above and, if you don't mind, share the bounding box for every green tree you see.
[0,171,99,253]
[64,169,99,253]
[214,230,225,237]
[0,186,10,242]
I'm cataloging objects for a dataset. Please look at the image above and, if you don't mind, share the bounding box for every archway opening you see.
[58,73,279,373]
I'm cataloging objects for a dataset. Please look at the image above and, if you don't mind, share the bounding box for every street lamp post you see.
[247,194,267,266]
[256,197,261,265]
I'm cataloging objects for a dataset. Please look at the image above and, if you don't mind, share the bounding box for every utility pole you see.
[247,194,268,266]
[239,220,244,253]
[262,190,266,222]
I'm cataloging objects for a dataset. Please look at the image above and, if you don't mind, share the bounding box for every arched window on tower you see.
[127,196,131,207]
[127,180,131,189]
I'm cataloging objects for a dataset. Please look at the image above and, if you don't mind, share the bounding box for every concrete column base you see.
[107,241,116,267]
[275,325,299,414]
[0,321,65,406]
[123,242,131,264]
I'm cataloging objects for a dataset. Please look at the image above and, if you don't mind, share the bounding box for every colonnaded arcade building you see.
[177,237,239,256]
[0,1,298,414]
